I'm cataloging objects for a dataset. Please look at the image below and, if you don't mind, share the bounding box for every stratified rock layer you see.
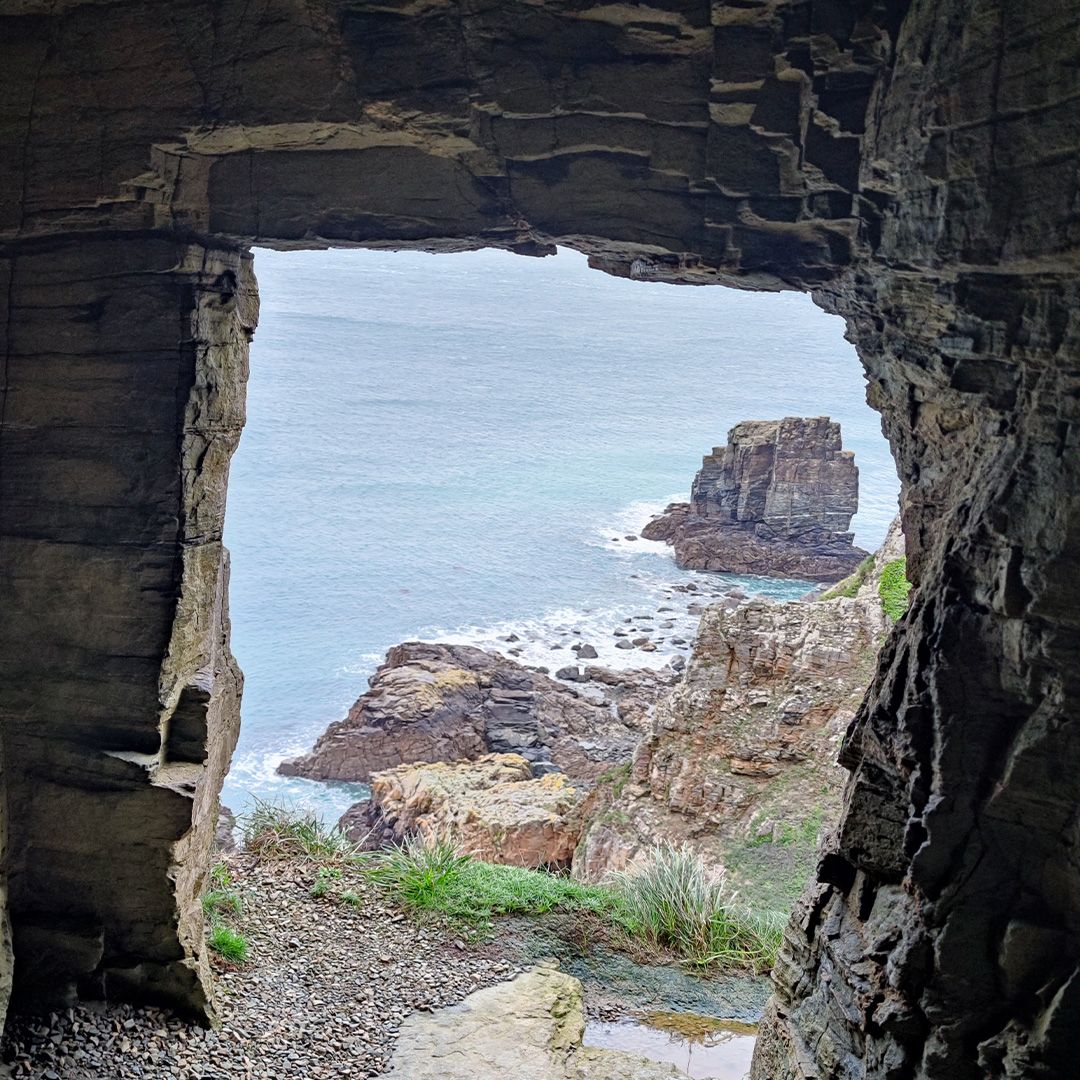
[642,418,867,581]
[0,2,1078,1076]
[280,644,667,783]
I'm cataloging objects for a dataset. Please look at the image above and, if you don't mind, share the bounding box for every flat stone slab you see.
[385,964,687,1079]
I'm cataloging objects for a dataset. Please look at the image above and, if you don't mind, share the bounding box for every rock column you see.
[0,236,254,1017]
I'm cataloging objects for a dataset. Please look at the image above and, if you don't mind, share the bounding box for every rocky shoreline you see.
[274,423,902,921]
[278,643,677,784]
[273,518,901,887]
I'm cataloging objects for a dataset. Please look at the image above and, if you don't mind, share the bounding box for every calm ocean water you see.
[220,247,899,819]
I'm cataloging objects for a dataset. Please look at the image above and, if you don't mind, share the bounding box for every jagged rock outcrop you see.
[573,521,898,885]
[385,964,685,1080]
[280,643,670,783]
[340,754,594,869]
[1,2,1078,1076]
[642,418,867,581]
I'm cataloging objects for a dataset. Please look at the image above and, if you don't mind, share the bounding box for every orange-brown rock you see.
[341,754,588,870]
[574,519,902,884]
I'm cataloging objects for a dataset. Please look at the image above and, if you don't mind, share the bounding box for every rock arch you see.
[1,1,1078,1075]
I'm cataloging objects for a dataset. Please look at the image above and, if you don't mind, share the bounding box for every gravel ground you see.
[0,857,768,1079]
[0,856,526,1080]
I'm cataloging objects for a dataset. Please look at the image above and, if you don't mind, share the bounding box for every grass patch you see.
[311,865,343,898]
[202,859,244,917]
[878,557,911,621]
[597,762,632,798]
[365,837,630,929]
[242,797,363,863]
[203,887,242,917]
[610,843,780,972]
[365,837,778,973]
[819,554,875,601]
[208,924,249,964]
[725,811,826,916]
[203,858,249,963]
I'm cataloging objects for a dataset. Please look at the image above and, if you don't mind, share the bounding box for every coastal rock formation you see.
[574,521,900,886]
[1,2,1078,1075]
[341,754,590,869]
[280,644,670,783]
[385,964,685,1080]
[642,418,867,581]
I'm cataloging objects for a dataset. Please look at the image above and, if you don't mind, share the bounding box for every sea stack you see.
[642,417,868,581]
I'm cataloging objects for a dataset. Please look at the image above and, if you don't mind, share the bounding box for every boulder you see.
[385,964,686,1080]
[340,754,588,869]
[641,418,868,581]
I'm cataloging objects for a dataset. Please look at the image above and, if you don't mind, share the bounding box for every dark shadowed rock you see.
[279,643,672,783]
[642,418,867,581]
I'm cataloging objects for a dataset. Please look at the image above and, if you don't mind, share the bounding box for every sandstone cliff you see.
[574,519,904,904]
[642,418,867,581]
[280,643,671,783]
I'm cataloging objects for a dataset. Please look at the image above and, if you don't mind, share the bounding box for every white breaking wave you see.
[586,494,687,559]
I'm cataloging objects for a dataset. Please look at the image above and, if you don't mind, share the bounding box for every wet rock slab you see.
[385,964,686,1079]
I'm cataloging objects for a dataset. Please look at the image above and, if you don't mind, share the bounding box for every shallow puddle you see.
[584,1012,757,1080]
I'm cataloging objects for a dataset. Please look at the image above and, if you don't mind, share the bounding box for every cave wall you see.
[0,0,1078,1074]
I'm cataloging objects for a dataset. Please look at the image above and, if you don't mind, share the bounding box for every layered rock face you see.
[1,1,1078,1075]
[642,417,867,580]
[341,754,591,870]
[280,643,667,783]
[574,524,895,884]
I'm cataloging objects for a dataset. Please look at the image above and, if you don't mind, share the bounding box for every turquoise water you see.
[220,247,899,819]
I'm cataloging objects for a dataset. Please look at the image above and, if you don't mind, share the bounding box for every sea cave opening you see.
[215,243,902,1077]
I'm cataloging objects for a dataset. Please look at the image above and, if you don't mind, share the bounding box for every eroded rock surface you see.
[280,643,668,783]
[385,964,685,1080]
[341,754,592,869]
[574,525,895,885]
[642,418,867,581]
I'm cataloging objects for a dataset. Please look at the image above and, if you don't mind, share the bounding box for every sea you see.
[219,246,900,821]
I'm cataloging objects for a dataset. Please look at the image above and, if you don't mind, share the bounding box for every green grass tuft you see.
[879,557,912,621]
[819,555,875,601]
[311,866,343,899]
[203,859,243,917]
[242,798,363,863]
[364,837,629,929]
[596,762,632,798]
[203,888,242,917]
[208,925,249,964]
[608,843,780,972]
[365,837,778,973]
